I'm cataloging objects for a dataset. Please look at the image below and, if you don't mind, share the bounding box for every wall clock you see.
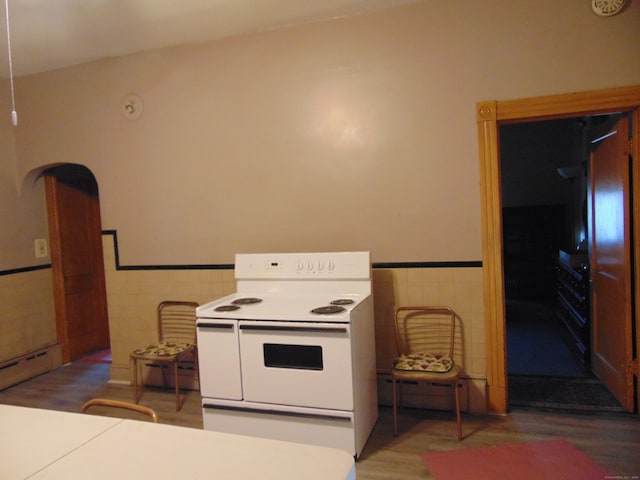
[591,0,626,16]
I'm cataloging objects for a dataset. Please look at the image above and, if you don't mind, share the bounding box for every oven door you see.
[238,320,353,410]
[197,319,243,400]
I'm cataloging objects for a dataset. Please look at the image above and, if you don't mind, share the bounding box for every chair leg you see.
[392,376,398,436]
[132,357,139,404]
[453,379,462,440]
[193,347,200,389]
[174,361,181,411]
[160,363,167,390]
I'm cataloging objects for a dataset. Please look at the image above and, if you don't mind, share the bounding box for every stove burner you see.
[215,305,241,312]
[330,299,355,306]
[231,297,263,305]
[311,305,346,315]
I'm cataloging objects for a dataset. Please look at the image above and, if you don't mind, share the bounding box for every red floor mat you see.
[422,439,608,480]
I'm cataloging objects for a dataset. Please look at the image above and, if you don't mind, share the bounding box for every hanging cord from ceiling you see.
[4,0,17,126]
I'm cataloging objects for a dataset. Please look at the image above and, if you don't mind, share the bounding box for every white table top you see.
[0,405,121,480]
[0,404,356,480]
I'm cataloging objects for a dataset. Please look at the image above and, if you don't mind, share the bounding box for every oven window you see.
[263,343,323,370]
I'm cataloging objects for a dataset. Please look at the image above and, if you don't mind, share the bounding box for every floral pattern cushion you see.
[133,341,192,357]
[393,353,453,373]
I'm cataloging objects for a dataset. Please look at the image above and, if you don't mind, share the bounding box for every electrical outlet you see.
[35,238,48,258]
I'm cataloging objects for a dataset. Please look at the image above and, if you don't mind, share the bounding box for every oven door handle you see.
[197,322,235,329]
[203,403,352,423]
[239,325,347,334]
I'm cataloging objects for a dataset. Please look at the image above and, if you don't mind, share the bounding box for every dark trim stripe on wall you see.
[103,230,235,270]
[102,230,482,271]
[0,231,482,276]
[0,264,51,277]
[372,261,482,269]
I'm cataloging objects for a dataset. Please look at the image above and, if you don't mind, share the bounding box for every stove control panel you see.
[235,251,370,280]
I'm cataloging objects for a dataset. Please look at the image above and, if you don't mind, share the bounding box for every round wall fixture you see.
[122,94,144,120]
[591,0,625,16]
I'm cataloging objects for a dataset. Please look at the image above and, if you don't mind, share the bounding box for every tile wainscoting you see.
[0,267,60,389]
[103,237,487,412]
[372,267,486,413]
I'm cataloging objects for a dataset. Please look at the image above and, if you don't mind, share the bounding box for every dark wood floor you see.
[1,360,639,479]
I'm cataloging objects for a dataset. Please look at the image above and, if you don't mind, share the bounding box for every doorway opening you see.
[500,115,627,413]
[476,84,640,415]
[44,164,110,365]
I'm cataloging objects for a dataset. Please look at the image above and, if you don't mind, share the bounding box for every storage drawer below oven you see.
[202,400,356,456]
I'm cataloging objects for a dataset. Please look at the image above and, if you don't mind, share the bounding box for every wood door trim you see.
[494,85,640,122]
[44,174,70,364]
[44,167,110,363]
[634,107,640,388]
[477,84,640,415]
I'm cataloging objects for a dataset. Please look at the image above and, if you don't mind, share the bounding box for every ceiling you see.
[0,0,422,78]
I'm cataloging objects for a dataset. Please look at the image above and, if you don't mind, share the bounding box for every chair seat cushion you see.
[133,341,192,357]
[393,353,453,373]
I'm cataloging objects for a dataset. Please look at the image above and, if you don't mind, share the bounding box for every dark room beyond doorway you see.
[500,116,625,413]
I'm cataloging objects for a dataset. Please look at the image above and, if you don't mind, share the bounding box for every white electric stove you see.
[196,251,378,458]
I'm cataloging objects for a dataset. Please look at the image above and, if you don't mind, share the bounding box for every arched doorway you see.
[44,164,110,363]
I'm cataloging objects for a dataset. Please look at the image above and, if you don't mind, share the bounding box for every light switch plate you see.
[35,238,48,258]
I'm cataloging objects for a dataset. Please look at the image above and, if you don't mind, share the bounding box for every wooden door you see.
[589,114,635,412]
[45,165,110,363]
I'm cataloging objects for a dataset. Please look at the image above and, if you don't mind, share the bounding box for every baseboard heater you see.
[0,345,62,390]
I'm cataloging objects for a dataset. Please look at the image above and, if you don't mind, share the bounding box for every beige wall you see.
[13,0,638,267]
[0,81,55,369]
[0,81,50,271]
[1,0,639,409]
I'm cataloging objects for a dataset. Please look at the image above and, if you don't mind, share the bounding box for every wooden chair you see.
[391,306,462,440]
[130,301,199,411]
[81,398,159,423]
